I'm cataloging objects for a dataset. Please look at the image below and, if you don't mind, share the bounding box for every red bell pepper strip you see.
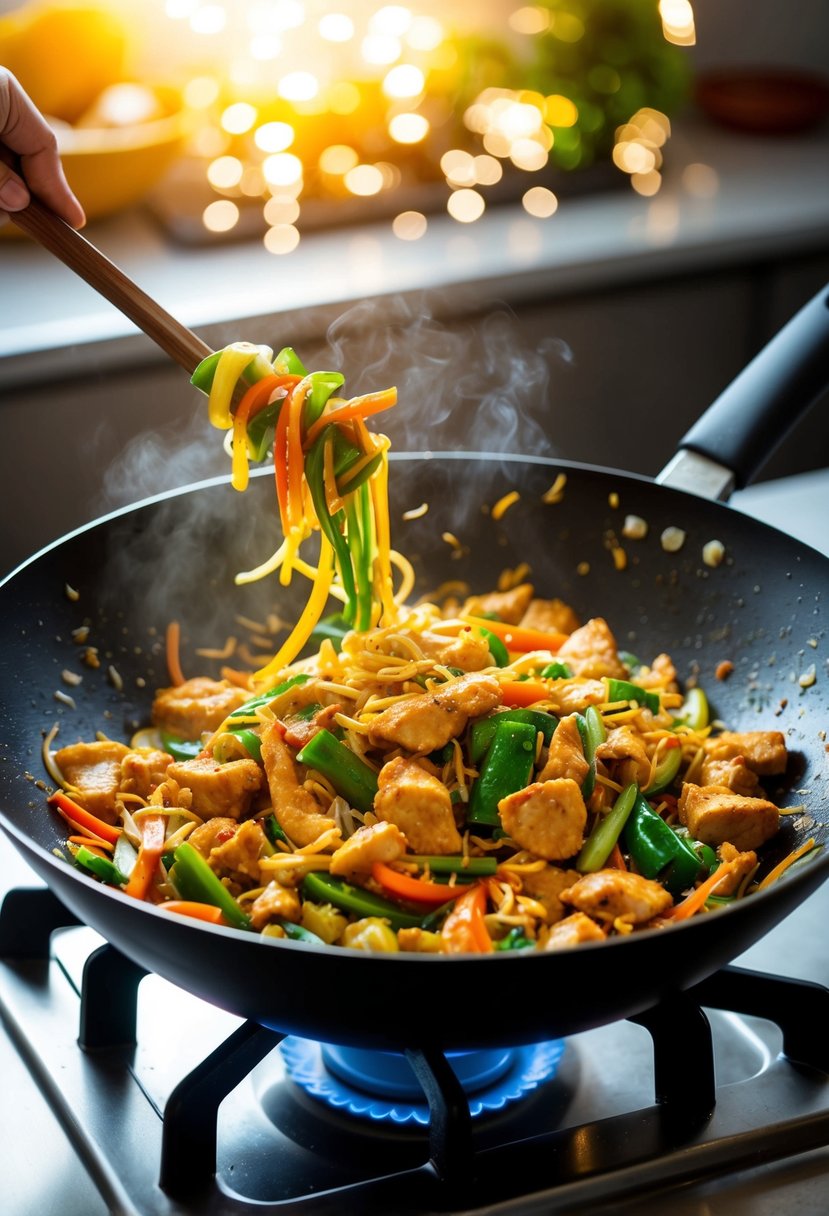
[440,883,493,953]
[49,791,121,844]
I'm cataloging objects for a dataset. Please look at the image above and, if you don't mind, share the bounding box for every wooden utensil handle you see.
[11,196,213,376]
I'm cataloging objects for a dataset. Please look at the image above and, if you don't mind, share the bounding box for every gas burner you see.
[280,1037,565,1124]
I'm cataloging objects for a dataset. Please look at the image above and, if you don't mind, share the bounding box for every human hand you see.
[0,67,85,227]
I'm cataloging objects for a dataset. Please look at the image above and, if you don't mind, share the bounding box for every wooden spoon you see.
[10,194,212,376]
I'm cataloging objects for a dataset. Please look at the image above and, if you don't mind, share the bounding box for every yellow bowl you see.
[4,86,187,233]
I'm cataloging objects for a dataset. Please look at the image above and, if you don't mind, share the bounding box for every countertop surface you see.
[2,115,829,386]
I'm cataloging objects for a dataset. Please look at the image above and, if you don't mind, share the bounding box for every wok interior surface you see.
[0,453,827,1051]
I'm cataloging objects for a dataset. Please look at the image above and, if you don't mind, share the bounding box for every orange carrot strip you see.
[231,374,299,493]
[166,620,185,687]
[372,861,463,907]
[607,842,627,871]
[464,615,567,654]
[664,859,742,922]
[157,901,227,925]
[273,381,292,532]
[499,680,554,708]
[286,379,309,528]
[49,791,121,844]
[440,883,493,953]
[67,836,112,856]
[124,814,166,900]
[304,387,397,448]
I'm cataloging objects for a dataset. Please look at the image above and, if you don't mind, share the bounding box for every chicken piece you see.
[560,869,672,925]
[188,816,238,857]
[415,629,491,672]
[556,617,627,680]
[545,679,607,716]
[368,672,501,753]
[519,597,580,635]
[539,714,589,784]
[329,820,408,878]
[281,704,341,751]
[521,865,582,924]
[635,653,678,691]
[249,880,301,930]
[260,722,338,847]
[596,726,651,788]
[397,927,445,953]
[702,731,787,777]
[374,756,462,854]
[461,583,535,625]
[54,740,130,823]
[152,677,249,741]
[167,754,263,820]
[498,778,587,862]
[678,783,779,851]
[699,755,760,798]
[209,818,269,885]
[542,912,606,950]
[711,841,758,896]
[119,748,172,799]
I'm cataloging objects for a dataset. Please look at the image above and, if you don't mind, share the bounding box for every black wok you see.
[1,287,828,1054]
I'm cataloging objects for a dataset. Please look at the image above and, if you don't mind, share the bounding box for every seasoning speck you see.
[702,540,725,568]
[71,625,90,643]
[108,665,124,692]
[608,492,619,509]
[54,690,76,709]
[799,665,817,689]
[611,546,627,571]
[61,669,83,687]
[661,526,686,553]
[715,660,734,681]
[576,561,590,576]
[622,515,648,540]
[64,584,79,602]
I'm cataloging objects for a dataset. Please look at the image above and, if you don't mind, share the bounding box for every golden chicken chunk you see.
[560,870,672,925]
[711,842,758,896]
[54,739,130,823]
[521,865,582,924]
[374,756,462,854]
[678,782,779,851]
[120,748,173,800]
[329,820,408,878]
[462,583,535,625]
[596,726,651,788]
[260,722,338,847]
[556,618,627,680]
[699,755,759,798]
[702,731,787,777]
[546,678,607,716]
[209,819,270,885]
[543,912,606,950]
[167,754,263,820]
[368,672,501,754]
[250,880,302,930]
[539,714,589,785]
[498,778,587,861]
[188,816,238,856]
[520,597,580,635]
[414,628,491,672]
[152,677,249,741]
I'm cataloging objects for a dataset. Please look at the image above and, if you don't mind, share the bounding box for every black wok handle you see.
[677,284,829,491]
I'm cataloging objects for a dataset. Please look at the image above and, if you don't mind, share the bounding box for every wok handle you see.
[670,283,829,494]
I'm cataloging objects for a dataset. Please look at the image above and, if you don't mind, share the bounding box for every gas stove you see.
[2,471,829,1215]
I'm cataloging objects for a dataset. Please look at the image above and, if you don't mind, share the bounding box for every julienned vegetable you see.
[169,842,251,931]
[576,705,606,799]
[622,794,704,895]
[467,718,537,827]
[296,728,379,814]
[576,783,638,873]
[74,845,129,886]
[301,872,424,930]
[605,678,661,716]
[468,708,557,765]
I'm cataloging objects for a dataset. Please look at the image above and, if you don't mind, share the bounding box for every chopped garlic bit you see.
[661,526,686,553]
[61,669,83,687]
[402,502,429,521]
[71,625,90,643]
[108,665,124,692]
[622,514,648,540]
[541,473,567,505]
[64,584,80,602]
[702,539,725,568]
[54,690,76,709]
[799,665,817,689]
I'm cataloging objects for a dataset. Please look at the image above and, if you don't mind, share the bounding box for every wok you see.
[1,287,828,1055]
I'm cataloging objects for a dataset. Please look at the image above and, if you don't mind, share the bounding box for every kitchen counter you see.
[2,115,828,388]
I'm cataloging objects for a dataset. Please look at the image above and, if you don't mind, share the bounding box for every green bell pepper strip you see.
[296,729,379,814]
[407,855,498,877]
[245,398,283,461]
[642,739,683,796]
[161,732,202,762]
[575,781,638,873]
[302,371,345,431]
[468,709,557,766]
[273,918,325,944]
[576,705,606,799]
[605,678,661,715]
[618,650,642,673]
[467,719,537,828]
[74,845,129,887]
[305,429,358,625]
[229,673,311,721]
[539,661,573,679]
[673,686,709,732]
[273,346,308,377]
[263,813,288,847]
[223,727,262,763]
[476,626,509,668]
[494,926,535,951]
[621,794,703,896]
[301,872,424,931]
[170,842,251,930]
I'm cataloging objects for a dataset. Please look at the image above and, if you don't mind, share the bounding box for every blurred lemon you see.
[0,2,127,123]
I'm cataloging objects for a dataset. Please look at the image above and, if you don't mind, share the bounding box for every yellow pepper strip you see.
[254,534,335,681]
[207,343,263,430]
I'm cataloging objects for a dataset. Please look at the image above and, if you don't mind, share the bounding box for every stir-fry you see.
[41,347,815,952]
